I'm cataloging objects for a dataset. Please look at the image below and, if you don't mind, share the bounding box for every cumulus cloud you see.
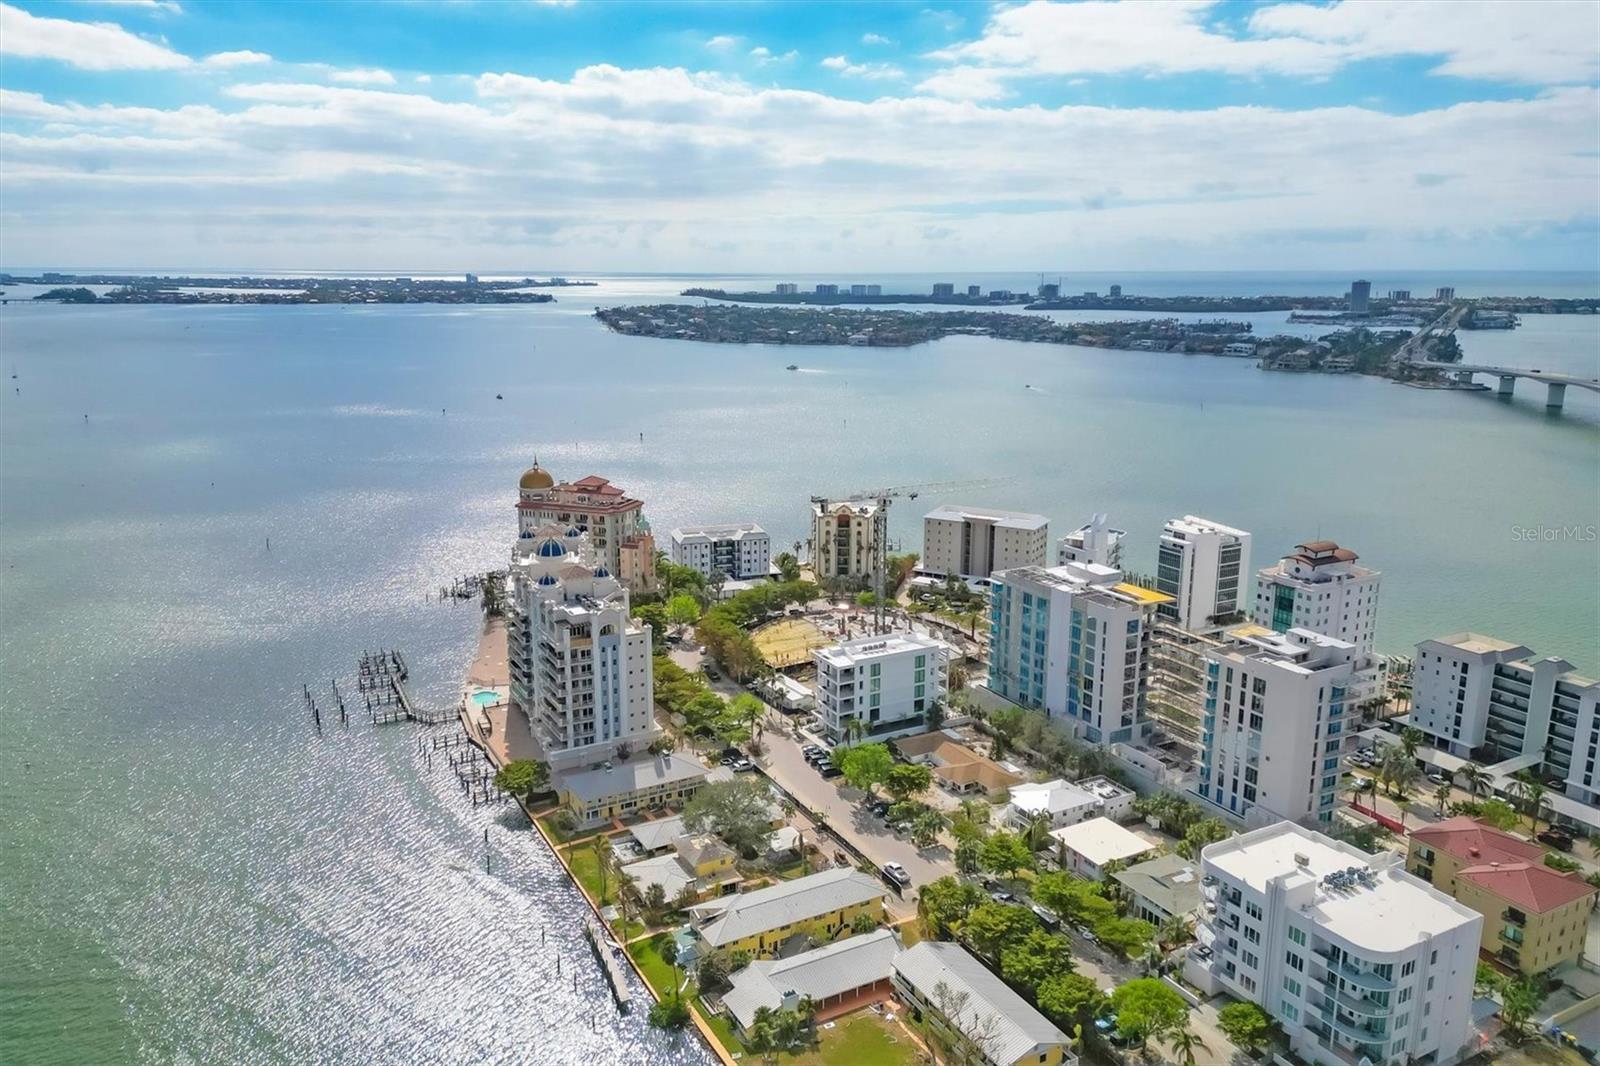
[861,33,893,46]
[819,54,904,80]
[925,0,1600,94]
[201,49,271,68]
[0,1,190,69]
[3,60,1595,271]
[705,35,741,51]
[329,67,397,86]
[749,45,797,65]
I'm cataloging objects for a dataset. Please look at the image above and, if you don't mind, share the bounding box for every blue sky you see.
[2,0,1597,272]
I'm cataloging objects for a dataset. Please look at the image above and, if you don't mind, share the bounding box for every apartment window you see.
[1245,926,1260,944]
[1286,952,1304,972]
[1397,987,1412,1004]
[1246,901,1262,920]
[1284,977,1302,997]
[1288,926,1306,946]
[1280,1002,1299,1022]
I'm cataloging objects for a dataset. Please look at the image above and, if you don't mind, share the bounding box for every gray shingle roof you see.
[559,753,708,804]
[688,867,885,948]
[1113,853,1203,919]
[893,941,1067,1064]
[721,928,900,1030]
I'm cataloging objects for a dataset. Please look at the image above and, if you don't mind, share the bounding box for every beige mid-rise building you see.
[809,498,882,584]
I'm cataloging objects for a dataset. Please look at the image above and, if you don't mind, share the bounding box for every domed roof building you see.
[514,462,656,595]
[519,460,555,492]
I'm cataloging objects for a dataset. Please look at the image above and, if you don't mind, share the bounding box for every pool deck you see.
[459,617,539,767]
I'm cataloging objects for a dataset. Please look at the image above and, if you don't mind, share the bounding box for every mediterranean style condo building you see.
[809,498,883,583]
[506,522,658,771]
[515,461,656,593]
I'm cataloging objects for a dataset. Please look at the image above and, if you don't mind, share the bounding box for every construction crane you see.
[810,476,1012,634]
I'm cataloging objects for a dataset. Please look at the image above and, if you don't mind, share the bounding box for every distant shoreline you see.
[3,273,593,306]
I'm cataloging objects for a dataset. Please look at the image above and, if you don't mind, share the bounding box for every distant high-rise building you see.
[966,284,981,297]
[464,273,479,284]
[1058,513,1125,569]
[775,283,798,295]
[1109,284,1122,298]
[1038,282,1060,299]
[920,505,1048,582]
[932,283,955,297]
[669,523,771,580]
[865,284,881,296]
[516,463,650,591]
[1436,286,1456,300]
[810,498,883,581]
[1253,541,1381,656]
[850,284,869,296]
[1389,289,1411,301]
[815,283,839,296]
[1156,515,1252,632]
[1349,279,1371,314]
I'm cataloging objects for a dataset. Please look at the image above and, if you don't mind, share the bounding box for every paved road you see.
[758,720,958,908]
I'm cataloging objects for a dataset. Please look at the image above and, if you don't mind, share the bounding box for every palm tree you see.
[1023,812,1055,854]
[1166,1026,1210,1066]
[1159,913,1196,949]
[1434,781,1453,817]
[1390,761,1422,827]
[843,716,867,747]
[1400,726,1425,759]
[591,835,613,904]
[780,797,806,873]
[1508,771,1548,834]
[1459,761,1490,798]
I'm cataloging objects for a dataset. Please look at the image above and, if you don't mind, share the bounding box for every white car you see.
[882,862,911,887]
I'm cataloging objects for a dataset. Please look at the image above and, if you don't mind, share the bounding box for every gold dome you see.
[519,461,554,490]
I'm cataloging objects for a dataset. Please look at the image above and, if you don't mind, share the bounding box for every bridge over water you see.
[1417,362,1600,410]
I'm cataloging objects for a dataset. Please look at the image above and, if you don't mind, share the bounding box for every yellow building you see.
[892,941,1075,1066]
[1408,817,1596,975]
[686,867,887,958]
[557,753,709,829]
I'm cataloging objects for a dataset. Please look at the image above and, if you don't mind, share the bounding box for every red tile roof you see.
[1411,817,1545,866]
[1456,862,1597,913]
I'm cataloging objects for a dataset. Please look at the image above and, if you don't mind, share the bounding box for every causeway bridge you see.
[1417,362,1600,410]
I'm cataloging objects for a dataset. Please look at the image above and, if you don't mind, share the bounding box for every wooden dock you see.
[584,918,633,1013]
[356,649,455,726]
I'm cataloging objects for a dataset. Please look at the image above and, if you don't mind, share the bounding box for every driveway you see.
[758,719,957,910]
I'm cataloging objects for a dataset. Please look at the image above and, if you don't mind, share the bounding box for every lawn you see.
[627,934,688,999]
[564,844,617,906]
[784,1012,921,1066]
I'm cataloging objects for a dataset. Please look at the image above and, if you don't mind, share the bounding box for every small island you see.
[10,273,592,305]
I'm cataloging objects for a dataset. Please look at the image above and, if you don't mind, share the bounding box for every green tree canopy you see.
[837,742,894,794]
[1178,817,1232,859]
[633,602,669,651]
[1110,978,1189,1049]
[1037,972,1103,1031]
[1216,1001,1273,1052]
[493,758,550,799]
[963,900,1040,959]
[666,593,703,627]
[999,930,1076,996]
[1476,797,1521,830]
[1093,916,1156,960]
[681,778,775,857]
[917,876,983,939]
[1032,872,1118,927]
[884,762,933,802]
[981,830,1035,878]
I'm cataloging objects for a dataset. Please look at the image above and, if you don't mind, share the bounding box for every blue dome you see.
[593,566,610,578]
[519,530,533,539]
[537,539,566,558]
[565,526,582,537]
[537,573,559,586]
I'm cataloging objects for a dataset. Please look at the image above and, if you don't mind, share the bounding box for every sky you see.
[1,0,1598,274]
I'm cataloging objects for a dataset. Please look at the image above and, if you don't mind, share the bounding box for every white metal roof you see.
[687,867,885,948]
[893,941,1067,1063]
[721,928,900,1030]
[1049,817,1156,867]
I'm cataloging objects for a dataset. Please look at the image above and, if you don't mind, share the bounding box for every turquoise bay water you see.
[0,274,1596,1064]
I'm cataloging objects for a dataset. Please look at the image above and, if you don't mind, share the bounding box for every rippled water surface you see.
[1,273,1597,1065]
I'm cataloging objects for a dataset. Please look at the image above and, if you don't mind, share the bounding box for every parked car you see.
[1029,903,1062,930]
[728,757,754,773]
[1427,772,1451,786]
[820,764,843,779]
[989,888,1016,903]
[1538,829,1575,851]
[1078,927,1099,945]
[882,862,911,888]
[865,799,891,819]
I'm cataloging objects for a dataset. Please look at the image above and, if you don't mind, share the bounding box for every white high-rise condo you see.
[1411,634,1599,831]
[1196,823,1482,1066]
[1197,627,1360,827]
[507,523,658,771]
[1254,541,1381,656]
[809,498,882,583]
[1156,515,1253,632]
[515,462,654,592]
[1058,513,1125,569]
[920,504,1048,583]
[669,523,771,580]
[814,632,949,744]
[987,562,1170,745]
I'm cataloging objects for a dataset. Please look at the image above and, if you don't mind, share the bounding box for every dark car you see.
[1538,829,1575,851]
[820,764,843,779]
[866,799,891,819]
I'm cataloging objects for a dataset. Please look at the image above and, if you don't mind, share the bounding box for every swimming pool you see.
[470,690,499,706]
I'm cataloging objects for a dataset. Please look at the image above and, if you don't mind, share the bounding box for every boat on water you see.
[785,364,799,371]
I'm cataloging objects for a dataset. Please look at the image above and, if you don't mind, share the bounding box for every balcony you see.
[1500,928,1525,945]
[1503,908,1527,926]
